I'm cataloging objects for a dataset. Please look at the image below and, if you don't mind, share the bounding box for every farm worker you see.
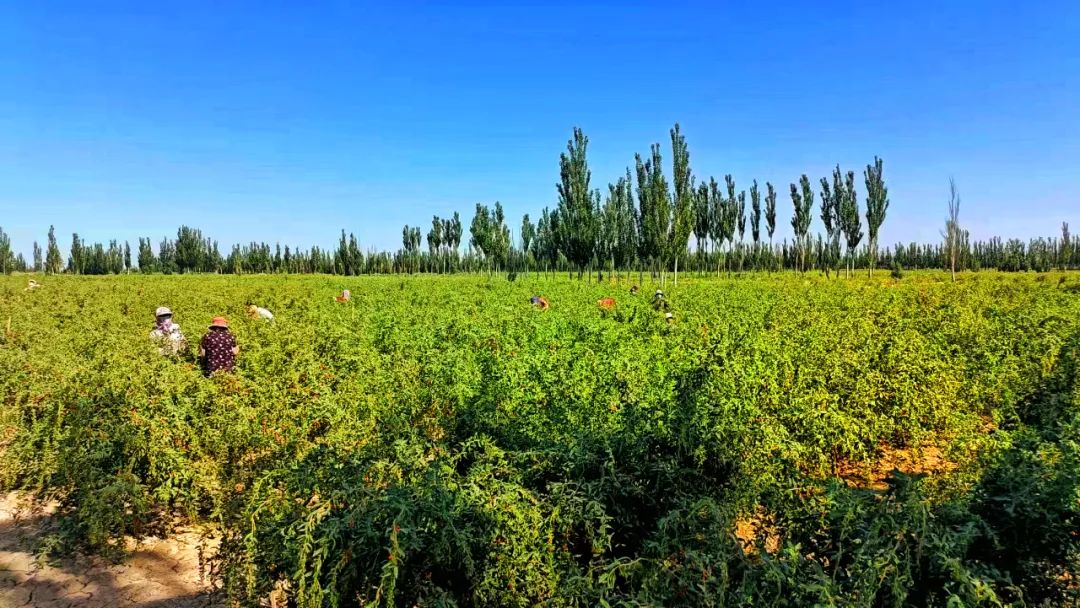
[247,304,274,321]
[629,285,639,295]
[530,296,549,310]
[665,312,674,324]
[652,289,670,312]
[149,306,187,356]
[335,289,351,303]
[25,279,41,291]
[199,316,239,375]
[597,297,616,310]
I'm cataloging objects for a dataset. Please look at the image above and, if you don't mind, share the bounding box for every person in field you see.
[597,297,616,310]
[199,316,238,375]
[149,306,187,356]
[629,285,639,295]
[335,289,351,302]
[530,295,549,310]
[652,289,670,313]
[26,279,42,291]
[247,304,274,321]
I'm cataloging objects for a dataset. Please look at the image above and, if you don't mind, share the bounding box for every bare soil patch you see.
[837,445,956,490]
[0,492,220,608]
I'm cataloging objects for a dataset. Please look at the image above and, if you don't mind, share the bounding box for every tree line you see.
[0,125,1075,277]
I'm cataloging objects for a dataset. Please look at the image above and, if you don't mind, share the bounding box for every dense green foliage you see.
[2,272,1079,606]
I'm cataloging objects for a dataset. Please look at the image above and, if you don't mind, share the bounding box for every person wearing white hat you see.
[652,289,670,313]
[149,306,187,356]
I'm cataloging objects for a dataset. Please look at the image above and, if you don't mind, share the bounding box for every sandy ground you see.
[0,492,221,608]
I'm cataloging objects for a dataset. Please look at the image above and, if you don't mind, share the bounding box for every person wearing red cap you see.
[199,316,239,375]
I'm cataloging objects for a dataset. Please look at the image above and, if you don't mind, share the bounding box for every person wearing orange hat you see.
[199,316,239,375]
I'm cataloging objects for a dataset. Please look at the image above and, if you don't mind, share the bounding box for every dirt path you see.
[0,492,220,608]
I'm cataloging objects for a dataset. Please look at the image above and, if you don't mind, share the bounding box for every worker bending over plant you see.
[199,316,239,375]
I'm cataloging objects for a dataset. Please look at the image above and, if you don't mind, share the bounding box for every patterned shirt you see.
[150,321,186,356]
[200,329,237,374]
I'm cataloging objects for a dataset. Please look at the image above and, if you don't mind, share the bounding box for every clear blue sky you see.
[2,1,1078,259]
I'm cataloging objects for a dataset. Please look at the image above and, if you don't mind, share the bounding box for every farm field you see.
[1,272,1079,607]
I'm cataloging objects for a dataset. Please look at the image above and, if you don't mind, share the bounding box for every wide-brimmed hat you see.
[155,306,173,317]
[210,316,229,329]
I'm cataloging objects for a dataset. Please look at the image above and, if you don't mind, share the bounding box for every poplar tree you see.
[32,242,42,272]
[708,177,725,275]
[765,182,777,270]
[46,226,62,274]
[68,233,84,274]
[668,123,695,284]
[636,145,670,278]
[750,180,762,248]
[616,169,638,272]
[520,214,535,274]
[765,182,777,243]
[427,216,443,271]
[0,228,11,274]
[837,167,863,277]
[789,176,813,271]
[943,178,961,282]
[723,177,738,272]
[864,156,889,277]
[137,238,156,272]
[556,128,599,277]
[1062,222,1072,271]
[693,182,711,269]
[819,176,841,277]
[736,191,747,270]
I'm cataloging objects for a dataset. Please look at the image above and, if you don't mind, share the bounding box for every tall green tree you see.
[837,167,863,277]
[819,175,842,277]
[45,226,62,274]
[789,175,814,272]
[32,241,42,272]
[765,182,777,270]
[427,216,443,267]
[556,128,599,277]
[175,225,205,273]
[68,233,84,274]
[863,156,889,277]
[750,180,762,259]
[520,214,535,261]
[1062,221,1072,271]
[722,175,738,272]
[635,145,670,276]
[707,177,725,274]
[615,170,638,272]
[693,181,711,269]
[943,178,962,282]
[0,227,12,274]
[668,124,695,284]
[137,238,156,272]
[735,191,747,270]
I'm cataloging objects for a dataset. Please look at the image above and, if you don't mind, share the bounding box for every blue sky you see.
[2,1,1078,259]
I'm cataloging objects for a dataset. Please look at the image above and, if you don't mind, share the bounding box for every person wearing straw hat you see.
[199,316,239,375]
[247,303,274,321]
[149,306,187,356]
